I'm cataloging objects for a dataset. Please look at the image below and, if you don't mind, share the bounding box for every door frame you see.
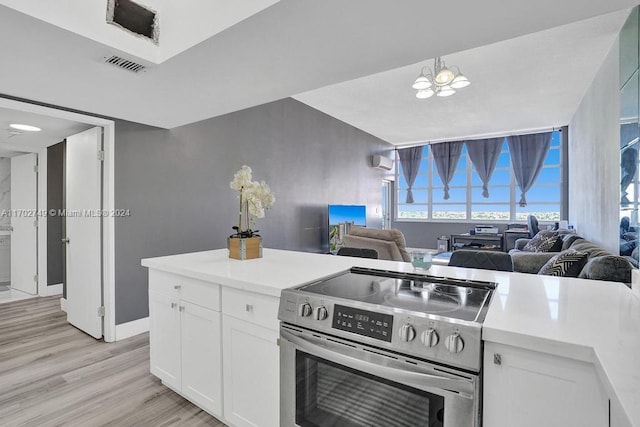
[0,97,117,342]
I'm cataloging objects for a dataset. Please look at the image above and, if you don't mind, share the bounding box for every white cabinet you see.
[149,290,181,391]
[181,300,223,415]
[222,287,280,427]
[148,269,281,427]
[148,270,223,418]
[483,342,608,427]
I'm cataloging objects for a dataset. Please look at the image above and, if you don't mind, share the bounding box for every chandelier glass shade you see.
[412,57,470,99]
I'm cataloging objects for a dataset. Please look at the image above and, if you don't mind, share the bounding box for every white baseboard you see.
[41,283,63,297]
[60,297,67,312]
[115,317,149,341]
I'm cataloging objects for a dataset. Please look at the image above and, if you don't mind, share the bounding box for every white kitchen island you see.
[142,248,640,427]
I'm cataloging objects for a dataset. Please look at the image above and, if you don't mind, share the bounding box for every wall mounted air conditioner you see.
[371,155,394,171]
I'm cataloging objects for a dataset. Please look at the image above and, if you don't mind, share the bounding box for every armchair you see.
[342,227,411,262]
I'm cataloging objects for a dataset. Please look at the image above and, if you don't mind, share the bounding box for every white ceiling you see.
[295,10,630,145]
[0,0,638,142]
[0,107,92,157]
[0,0,280,64]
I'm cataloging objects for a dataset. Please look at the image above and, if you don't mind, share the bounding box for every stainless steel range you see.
[278,267,497,427]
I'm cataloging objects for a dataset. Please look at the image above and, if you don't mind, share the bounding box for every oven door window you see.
[295,351,445,427]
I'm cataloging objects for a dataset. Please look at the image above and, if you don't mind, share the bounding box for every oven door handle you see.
[281,328,475,400]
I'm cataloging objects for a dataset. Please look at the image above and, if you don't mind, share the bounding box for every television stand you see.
[451,233,503,252]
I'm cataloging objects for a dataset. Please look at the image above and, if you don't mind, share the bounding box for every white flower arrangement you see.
[230,165,275,237]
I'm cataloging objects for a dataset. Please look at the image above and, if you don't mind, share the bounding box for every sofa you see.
[509,230,632,285]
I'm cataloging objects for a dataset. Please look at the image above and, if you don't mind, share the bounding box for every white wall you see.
[568,38,620,253]
[0,158,9,226]
[0,158,10,283]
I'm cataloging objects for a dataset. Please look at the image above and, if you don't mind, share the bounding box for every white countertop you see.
[141,248,640,426]
[141,248,415,297]
[481,272,640,427]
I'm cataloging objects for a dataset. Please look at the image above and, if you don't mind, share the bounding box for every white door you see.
[222,315,280,427]
[65,127,103,339]
[10,153,38,295]
[149,290,181,391]
[181,301,223,417]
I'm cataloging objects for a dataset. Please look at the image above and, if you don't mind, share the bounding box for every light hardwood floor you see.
[0,296,226,427]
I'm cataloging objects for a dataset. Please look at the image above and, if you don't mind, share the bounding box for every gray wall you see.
[569,38,620,253]
[114,98,393,324]
[47,141,65,286]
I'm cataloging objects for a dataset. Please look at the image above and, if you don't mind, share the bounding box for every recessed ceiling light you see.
[9,124,41,132]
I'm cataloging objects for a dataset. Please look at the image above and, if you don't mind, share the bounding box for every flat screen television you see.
[328,204,366,253]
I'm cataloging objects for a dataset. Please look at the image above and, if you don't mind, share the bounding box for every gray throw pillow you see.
[523,231,562,253]
[538,250,588,277]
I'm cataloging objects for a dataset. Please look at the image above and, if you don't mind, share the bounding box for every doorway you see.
[0,152,39,304]
[0,97,116,341]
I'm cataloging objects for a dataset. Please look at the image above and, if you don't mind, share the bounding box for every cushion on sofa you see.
[538,250,589,277]
[560,234,583,251]
[578,255,632,284]
[522,231,563,252]
[510,251,557,274]
[569,240,610,258]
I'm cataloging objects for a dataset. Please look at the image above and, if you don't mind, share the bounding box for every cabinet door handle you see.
[170,302,177,309]
[174,285,181,290]
[179,306,185,312]
[245,304,253,312]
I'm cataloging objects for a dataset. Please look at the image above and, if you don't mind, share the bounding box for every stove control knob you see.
[445,333,464,354]
[314,306,328,321]
[298,302,313,317]
[399,324,416,342]
[421,328,439,348]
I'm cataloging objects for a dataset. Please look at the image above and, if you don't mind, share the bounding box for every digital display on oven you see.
[354,314,369,322]
[332,305,393,342]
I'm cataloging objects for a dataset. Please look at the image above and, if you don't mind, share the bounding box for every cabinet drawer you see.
[222,287,279,331]
[149,269,220,311]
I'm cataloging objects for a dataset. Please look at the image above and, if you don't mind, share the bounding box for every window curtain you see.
[507,132,552,206]
[465,137,504,198]
[431,141,464,200]
[397,146,424,203]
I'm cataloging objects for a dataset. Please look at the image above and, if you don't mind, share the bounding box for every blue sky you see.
[397,132,562,213]
[329,205,366,225]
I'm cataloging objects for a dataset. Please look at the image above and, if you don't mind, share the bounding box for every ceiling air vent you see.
[104,55,146,73]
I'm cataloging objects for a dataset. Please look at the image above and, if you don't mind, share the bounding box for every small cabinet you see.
[148,270,223,418]
[222,287,280,427]
[181,300,222,415]
[451,233,503,251]
[149,290,181,390]
[483,342,608,427]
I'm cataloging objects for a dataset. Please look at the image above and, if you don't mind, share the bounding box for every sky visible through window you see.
[396,131,562,222]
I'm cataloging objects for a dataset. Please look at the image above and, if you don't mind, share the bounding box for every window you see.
[396,131,562,222]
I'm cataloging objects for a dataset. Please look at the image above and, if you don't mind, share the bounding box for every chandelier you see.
[411,57,470,99]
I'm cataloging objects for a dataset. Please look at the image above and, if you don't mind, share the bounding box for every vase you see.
[228,236,262,260]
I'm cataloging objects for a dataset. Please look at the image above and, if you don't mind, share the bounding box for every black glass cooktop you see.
[299,268,496,322]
